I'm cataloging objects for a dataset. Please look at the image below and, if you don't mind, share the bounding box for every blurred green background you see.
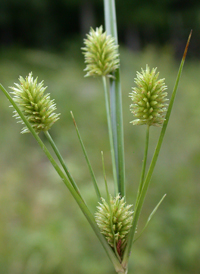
[0,1,200,274]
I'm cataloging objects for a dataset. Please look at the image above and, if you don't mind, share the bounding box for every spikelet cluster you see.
[82,26,120,78]
[10,72,60,133]
[130,65,168,126]
[95,194,133,258]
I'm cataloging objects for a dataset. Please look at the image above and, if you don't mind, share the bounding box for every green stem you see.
[101,151,110,201]
[104,0,118,43]
[122,30,192,267]
[44,130,84,201]
[104,0,125,197]
[102,76,118,195]
[70,111,101,201]
[138,125,150,198]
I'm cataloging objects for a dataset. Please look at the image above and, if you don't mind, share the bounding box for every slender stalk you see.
[102,76,118,195]
[0,83,124,272]
[138,125,150,198]
[44,130,84,200]
[101,151,110,202]
[104,0,125,197]
[132,194,166,244]
[122,30,192,267]
[70,111,101,201]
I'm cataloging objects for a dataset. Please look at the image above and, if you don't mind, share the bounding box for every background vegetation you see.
[0,1,199,273]
[0,0,200,55]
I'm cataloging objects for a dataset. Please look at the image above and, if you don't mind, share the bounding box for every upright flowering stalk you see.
[129,65,168,202]
[82,26,121,194]
[123,32,191,266]
[9,72,60,133]
[82,25,132,268]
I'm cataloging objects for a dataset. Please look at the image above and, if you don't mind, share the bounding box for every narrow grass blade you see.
[122,30,192,267]
[44,130,84,201]
[133,194,166,244]
[70,111,101,201]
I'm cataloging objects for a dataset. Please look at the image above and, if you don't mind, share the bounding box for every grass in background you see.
[0,46,199,274]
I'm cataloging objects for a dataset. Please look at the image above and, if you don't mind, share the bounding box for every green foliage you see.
[0,47,199,273]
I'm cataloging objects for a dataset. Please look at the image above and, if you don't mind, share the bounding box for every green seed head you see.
[95,194,133,258]
[129,65,168,126]
[82,26,120,78]
[10,72,60,133]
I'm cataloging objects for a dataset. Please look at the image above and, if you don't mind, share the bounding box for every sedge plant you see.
[0,0,192,273]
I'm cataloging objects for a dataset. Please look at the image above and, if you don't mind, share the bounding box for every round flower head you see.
[130,65,168,126]
[82,26,120,78]
[95,194,133,258]
[10,72,60,133]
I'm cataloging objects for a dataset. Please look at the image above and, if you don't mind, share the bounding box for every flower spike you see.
[10,72,60,133]
[95,194,133,259]
[129,65,168,126]
[82,26,120,78]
